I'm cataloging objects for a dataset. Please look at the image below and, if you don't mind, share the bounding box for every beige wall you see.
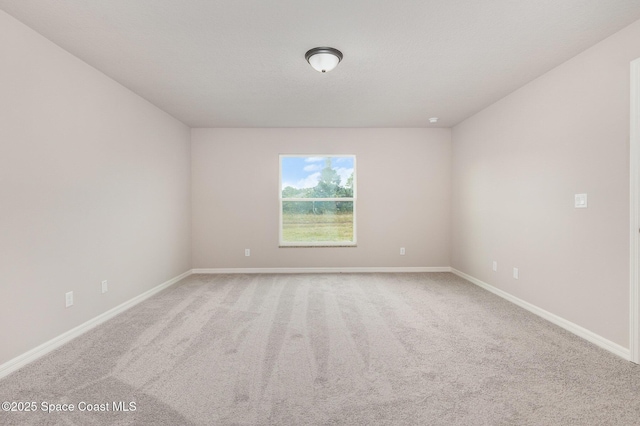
[0,11,192,364]
[191,128,451,269]
[452,19,640,347]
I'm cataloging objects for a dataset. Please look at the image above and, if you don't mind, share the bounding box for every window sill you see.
[279,245,357,248]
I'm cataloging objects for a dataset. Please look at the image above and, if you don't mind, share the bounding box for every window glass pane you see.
[281,156,354,199]
[282,201,353,243]
[280,155,356,246]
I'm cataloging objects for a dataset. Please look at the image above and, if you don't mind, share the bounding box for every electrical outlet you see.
[492,261,497,272]
[102,280,108,293]
[400,247,405,255]
[245,249,250,257]
[574,193,587,208]
[513,268,519,279]
[65,291,73,308]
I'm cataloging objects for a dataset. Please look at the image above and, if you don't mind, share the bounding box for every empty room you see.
[3,1,640,424]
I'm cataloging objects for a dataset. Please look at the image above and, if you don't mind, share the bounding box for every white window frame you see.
[279,154,357,247]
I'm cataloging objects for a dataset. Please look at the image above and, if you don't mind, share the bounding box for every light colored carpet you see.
[1,272,640,425]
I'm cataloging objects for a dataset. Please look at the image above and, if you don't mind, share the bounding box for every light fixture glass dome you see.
[305,47,343,73]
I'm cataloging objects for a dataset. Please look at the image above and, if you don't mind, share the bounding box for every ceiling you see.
[2,1,640,128]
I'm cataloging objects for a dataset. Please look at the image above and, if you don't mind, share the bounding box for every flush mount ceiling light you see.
[429,117,439,123]
[305,47,343,73]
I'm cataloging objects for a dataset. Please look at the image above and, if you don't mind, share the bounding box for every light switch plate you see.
[575,193,587,208]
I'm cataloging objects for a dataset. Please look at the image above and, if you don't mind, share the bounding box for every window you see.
[279,155,356,247]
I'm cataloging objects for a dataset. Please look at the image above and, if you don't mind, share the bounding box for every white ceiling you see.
[2,1,640,128]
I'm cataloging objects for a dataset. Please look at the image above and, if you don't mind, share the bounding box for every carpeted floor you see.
[1,272,640,425]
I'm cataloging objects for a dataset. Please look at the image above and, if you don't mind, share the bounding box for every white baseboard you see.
[0,270,192,380]
[451,268,630,361]
[192,266,452,274]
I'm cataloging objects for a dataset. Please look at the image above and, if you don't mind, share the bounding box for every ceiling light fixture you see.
[429,117,439,123]
[305,47,343,73]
